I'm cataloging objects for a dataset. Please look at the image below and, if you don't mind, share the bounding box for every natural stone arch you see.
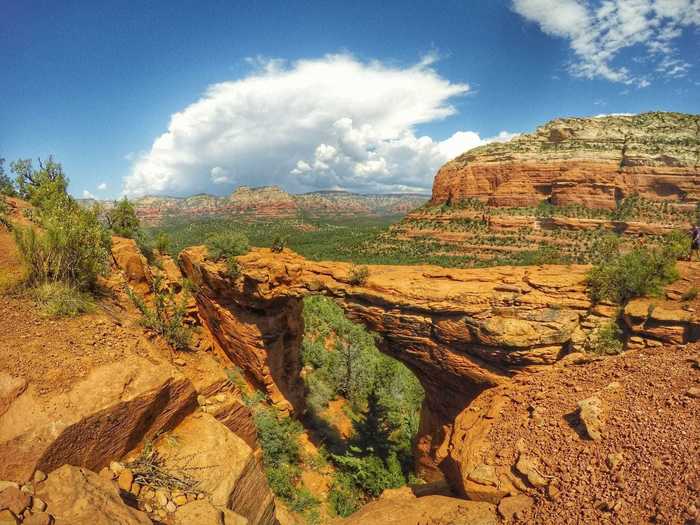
[179,246,598,483]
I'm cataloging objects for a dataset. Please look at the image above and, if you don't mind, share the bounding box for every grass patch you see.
[31,282,95,317]
[585,321,624,355]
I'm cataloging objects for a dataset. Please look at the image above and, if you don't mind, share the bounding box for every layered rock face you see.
[431,112,700,209]
[178,247,700,491]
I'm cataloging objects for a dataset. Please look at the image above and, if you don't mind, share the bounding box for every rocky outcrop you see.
[37,465,152,525]
[81,188,428,225]
[152,413,275,525]
[0,358,196,481]
[178,247,699,492]
[334,487,497,525]
[431,112,700,209]
[111,237,153,294]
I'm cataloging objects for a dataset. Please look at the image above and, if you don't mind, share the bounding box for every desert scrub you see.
[585,321,624,355]
[127,276,193,351]
[205,231,250,260]
[13,201,111,291]
[107,197,141,239]
[31,282,95,317]
[0,196,10,230]
[681,287,698,301]
[252,404,320,515]
[271,235,287,253]
[587,244,679,304]
[348,265,369,286]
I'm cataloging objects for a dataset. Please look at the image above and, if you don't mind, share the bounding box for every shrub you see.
[11,157,69,211]
[13,202,111,290]
[681,287,698,302]
[205,231,250,260]
[154,232,171,254]
[587,245,679,304]
[586,321,624,355]
[328,473,362,518]
[0,158,17,197]
[253,405,303,468]
[107,197,141,239]
[225,258,241,279]
[31,282,95,317]
[271,235,287,253]
[0,196,10,230]
[127,276,193,351]
[348,265,369,286]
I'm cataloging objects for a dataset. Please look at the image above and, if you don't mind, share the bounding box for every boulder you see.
[578,395,604,441]
[173,500,248,525]
[111,237,153,294]
[36,465,152,524]
[0,374,26,419]
[0,358,196,481]
[335,492,497,525]
[153,413,274,525]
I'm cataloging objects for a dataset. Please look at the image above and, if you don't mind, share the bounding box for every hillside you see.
[81,187,429,225]
[391,112,700,265]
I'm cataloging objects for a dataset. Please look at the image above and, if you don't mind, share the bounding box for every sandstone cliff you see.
[431,112,700,209]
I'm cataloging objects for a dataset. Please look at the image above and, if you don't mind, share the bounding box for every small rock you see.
[156,490,169,507]
[0,486,32,515]
[20,484,34,495]
[32,472,46,484]
[166,501,177,513]
[130,483,141,497]
[144,503,153,513]
[498,494,534,520]
[197,395,207,406]
[685,387,700,399]
[547,484,560,501]
[173,494,188,506]
[117,469,134,492]
[174,358,186,366]
[109,462,125,475]
[607,452,623,470]
[578,395,604,441]
[142,488,155,500]
[515,454,549,488]
[22,512,52,525]
[0,510,17,525]
[197,493,205,500]
[215,393,226,403]
[31,497,47,512]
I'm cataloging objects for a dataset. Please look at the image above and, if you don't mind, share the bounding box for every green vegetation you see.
[0,195,9,230]
[0,158,17,197]
[301,296,423,517]
[127,275,193,351]
[585,321,624,355]
[253,403,320,517]
[348,265,369,286]
[8,158,111,293]
[587,240,680,304]
[107,197,141,239]
[681,287,698,302]
[31,282,95,317]
[205,231,250,260]
[271,235,287,253]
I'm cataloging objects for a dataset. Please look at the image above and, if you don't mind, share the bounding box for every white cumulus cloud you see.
[512,0,700,86]
[82,190,96,199]
[97,182,107,191]
[123,54,512,196]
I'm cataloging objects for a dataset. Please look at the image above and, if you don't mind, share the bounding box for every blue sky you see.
[1,0,698,198]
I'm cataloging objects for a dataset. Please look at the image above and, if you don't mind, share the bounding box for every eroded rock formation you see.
[178,247,700,491]
[431,112,700,209]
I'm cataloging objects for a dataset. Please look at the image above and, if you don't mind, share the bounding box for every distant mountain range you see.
[79,186,429,225]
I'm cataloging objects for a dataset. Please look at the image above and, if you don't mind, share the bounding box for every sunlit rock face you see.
[431,112,700,210]
[178,246,700,492]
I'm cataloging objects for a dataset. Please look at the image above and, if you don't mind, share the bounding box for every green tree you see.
[0,158,17,197]
[11,157,69,211]
[107,197,141,238]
